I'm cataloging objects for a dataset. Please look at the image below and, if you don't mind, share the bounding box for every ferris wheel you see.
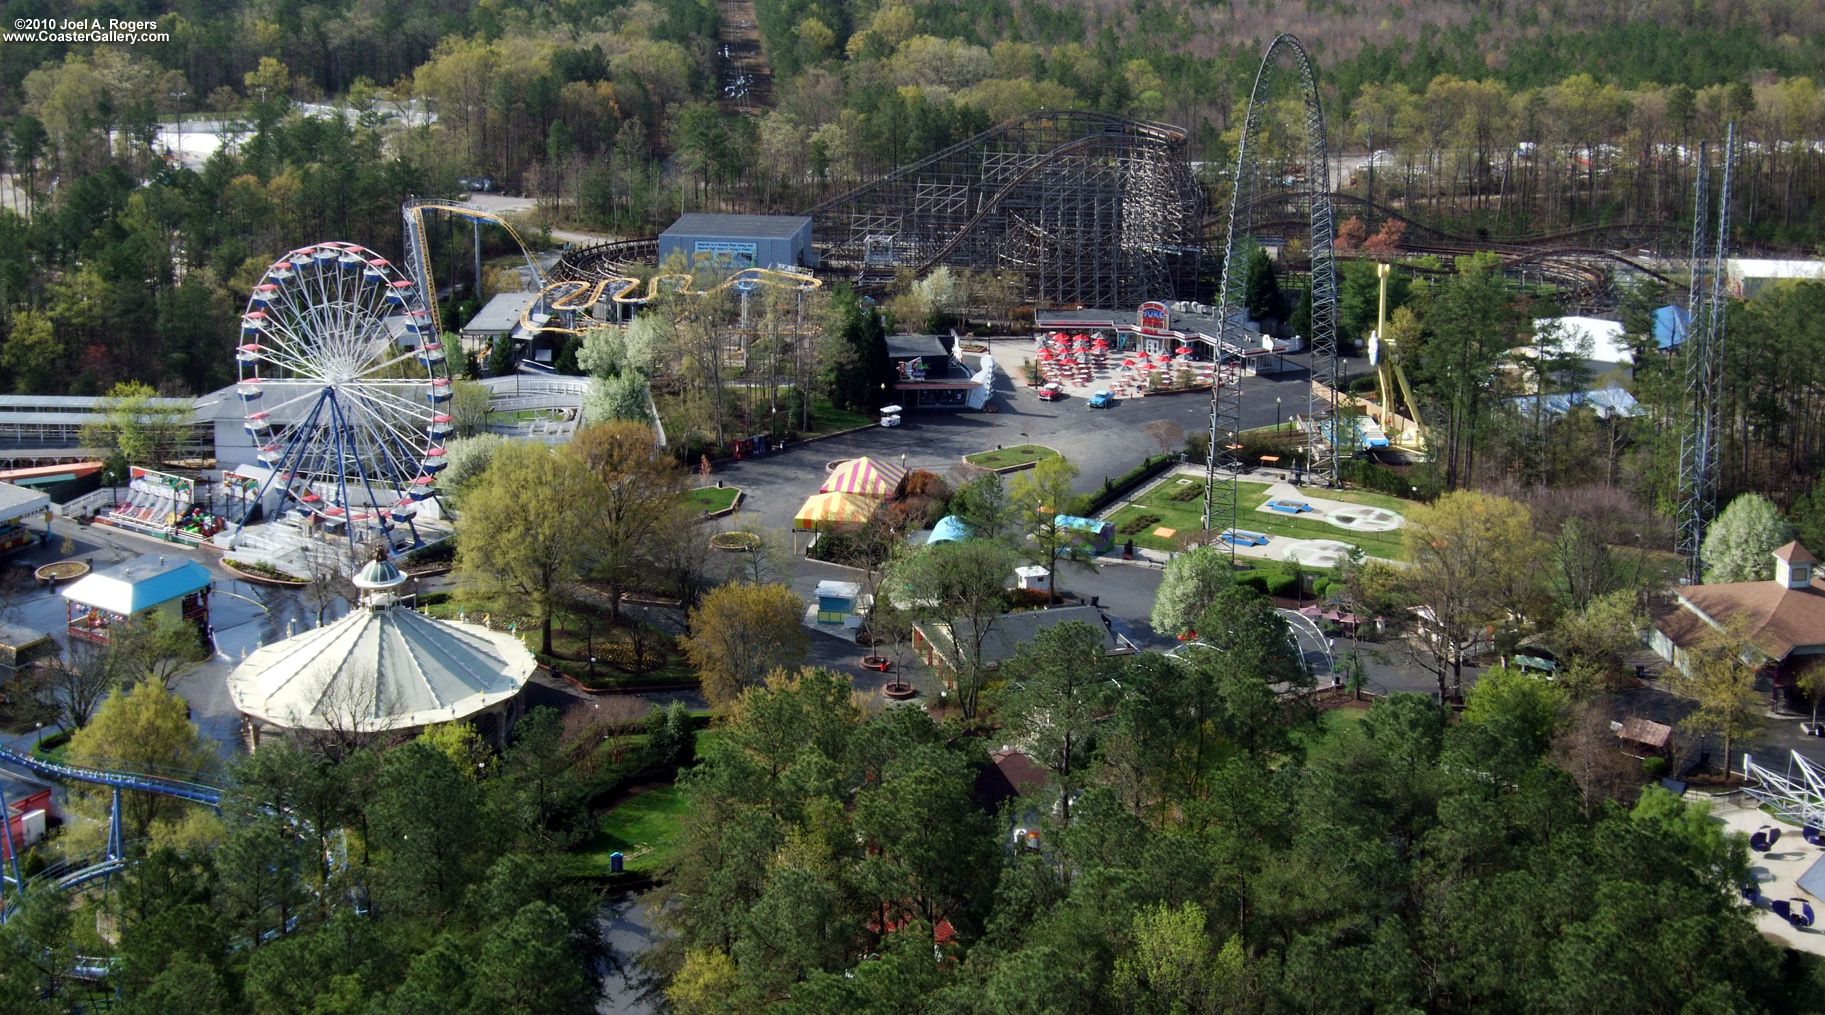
[234,241,451,545]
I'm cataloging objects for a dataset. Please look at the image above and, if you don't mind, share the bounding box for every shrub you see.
[1642,756,1669,779]
[1007,588,1052,610]
[225,558,307,583]
[1236,573,1270,594]
[1167,484,1202,502]
[401,538,456,567]
[1263,572,1299,597]
[1344,458,1441,501]
[903,470,949,500]
[1118,513,1162,536]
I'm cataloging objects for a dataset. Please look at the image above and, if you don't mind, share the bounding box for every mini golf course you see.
[1105,476,1412,560]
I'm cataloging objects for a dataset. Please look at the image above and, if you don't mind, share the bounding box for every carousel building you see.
[227,551,535,748]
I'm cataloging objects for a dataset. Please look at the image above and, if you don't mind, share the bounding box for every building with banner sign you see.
[93,466,230,546]
[659,214,816,270]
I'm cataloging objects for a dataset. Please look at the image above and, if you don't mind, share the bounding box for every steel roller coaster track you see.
[0,744,224,920]
[1204,34,1341,549]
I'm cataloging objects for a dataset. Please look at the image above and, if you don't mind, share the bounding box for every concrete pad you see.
[1282,539,1357,568]
[1713,794,1825,956]
[1255,481,1406,534]
[1153,527,1177,539]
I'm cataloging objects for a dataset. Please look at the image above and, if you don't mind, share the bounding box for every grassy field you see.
[811,396,876,433]
[964,444,1059,470]
[489,408,562,424]
[1289,706,1369,757]
[1106,477,1412,560]
[566,784,690,876]
[681,486,741,514]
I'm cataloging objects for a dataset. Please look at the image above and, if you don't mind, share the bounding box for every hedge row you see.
[1344,458,1442,502]
[1233,566,1343,601]
[1085,454,1178,515]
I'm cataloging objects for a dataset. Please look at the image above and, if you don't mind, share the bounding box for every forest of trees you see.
[8,3,1825,1010]
[1,0,1825,398]
[648,621,1825,1014]
[0,679,649,1015]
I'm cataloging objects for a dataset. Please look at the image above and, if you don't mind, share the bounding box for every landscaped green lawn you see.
[812,396,876,433]
[1106,477,1411,560]
[681,486,741,514]
[488,408,561,424]
[1289,706,1369,756]
[565,784,690,876]
[964,444,1059,470]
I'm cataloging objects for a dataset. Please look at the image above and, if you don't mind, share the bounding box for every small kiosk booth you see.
[63,554,212,644]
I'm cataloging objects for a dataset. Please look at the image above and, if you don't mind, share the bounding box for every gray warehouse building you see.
[659,214,815,271]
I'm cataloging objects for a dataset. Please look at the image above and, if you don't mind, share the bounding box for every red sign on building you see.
[1137,301,1170,334]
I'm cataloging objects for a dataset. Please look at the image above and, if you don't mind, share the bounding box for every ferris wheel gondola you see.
[231,241,450,546]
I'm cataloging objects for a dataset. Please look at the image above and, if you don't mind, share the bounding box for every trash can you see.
[609,852,624,874]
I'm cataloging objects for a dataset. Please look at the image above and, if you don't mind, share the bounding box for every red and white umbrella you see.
[1175,345,1193,356]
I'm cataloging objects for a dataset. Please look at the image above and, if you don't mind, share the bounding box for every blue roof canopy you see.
[63,554,213,615]
[1055,515,1111,533]
[928,515,973,544]
[1653,305,1691,350]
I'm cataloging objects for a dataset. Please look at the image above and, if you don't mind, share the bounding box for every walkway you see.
[1711,792,1825,956]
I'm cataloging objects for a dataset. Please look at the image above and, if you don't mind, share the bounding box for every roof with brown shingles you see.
[1618,717,1673,749]
[1669,577,1825,661]
[1774,541,1817,564]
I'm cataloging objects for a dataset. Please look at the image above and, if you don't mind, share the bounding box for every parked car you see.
[1037,382,1064,401]
[1087,390,1114,409]
[880,404,903,427]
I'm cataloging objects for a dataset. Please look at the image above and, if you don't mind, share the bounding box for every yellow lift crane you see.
[1368,261,1428,455]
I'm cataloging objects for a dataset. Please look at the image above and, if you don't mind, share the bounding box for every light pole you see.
[1276,396,1282,428]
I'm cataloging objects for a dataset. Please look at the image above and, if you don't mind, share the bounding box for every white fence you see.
[57,489,116,518]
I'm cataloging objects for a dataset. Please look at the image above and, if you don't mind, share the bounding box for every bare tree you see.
[1553,699,1639,818]
[1142,419,1186,457]
[40,643,124,731]
[721,520,791,587]
[292,670,399,758]
[651,504,718,612]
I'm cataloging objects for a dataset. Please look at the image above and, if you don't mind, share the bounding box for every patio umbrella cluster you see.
[1107,345,1215,397]
[1036,332,1113,386]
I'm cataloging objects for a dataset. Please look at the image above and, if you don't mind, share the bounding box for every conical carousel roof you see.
[228,600,536,733]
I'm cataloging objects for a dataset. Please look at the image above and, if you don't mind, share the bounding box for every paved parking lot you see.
[708,343,1316,537]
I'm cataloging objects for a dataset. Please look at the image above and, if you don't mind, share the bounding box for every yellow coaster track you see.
[523,267,822,336]
[402,199,821,339]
